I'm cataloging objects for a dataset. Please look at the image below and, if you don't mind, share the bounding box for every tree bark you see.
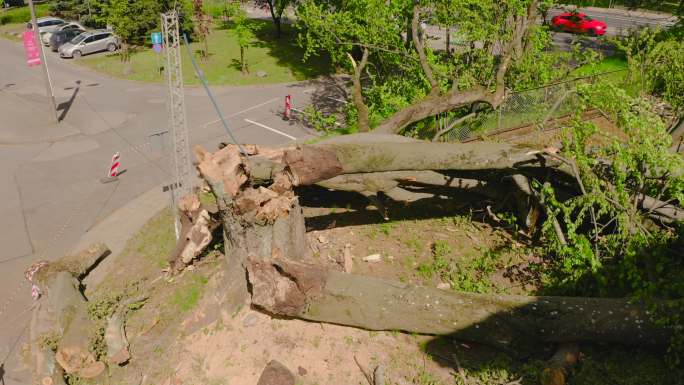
[411,5,437,91]
[240,46,247,74]
[27,244,110,384]
[246,257,672,350]
[168,193,220,274]
[348,49,371,132]
[194,144,313,313]
[540,343,581,385]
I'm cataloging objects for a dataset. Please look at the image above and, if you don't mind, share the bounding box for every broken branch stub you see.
[246,258,671,350]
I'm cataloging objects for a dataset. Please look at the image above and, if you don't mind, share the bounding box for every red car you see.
[551,12,607,36]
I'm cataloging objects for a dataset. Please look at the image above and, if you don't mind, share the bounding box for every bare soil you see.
[89,187,540,385]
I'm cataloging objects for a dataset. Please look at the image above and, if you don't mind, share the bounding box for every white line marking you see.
[202,97,280,128]
[244,118,297,140]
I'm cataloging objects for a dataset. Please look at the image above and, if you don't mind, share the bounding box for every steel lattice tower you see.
[162,11,193,238]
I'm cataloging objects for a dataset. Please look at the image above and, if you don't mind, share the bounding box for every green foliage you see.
[172,273,209,312]
[0,3,50,25]
[302,105,340,133]
[415,239,507,293]
[105,0,164,53]
[612,27,684,112]
[37,331,61,352]
[225,1,255,73]
[87,293,123,360]
[255,0,293,36]
[295,0,589,135]
[50,0,106,27]
[644,38,684,112]
[538,80,684,362]
[417,240,451,280]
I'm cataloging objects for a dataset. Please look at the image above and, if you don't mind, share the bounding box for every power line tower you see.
[162,11,193,239]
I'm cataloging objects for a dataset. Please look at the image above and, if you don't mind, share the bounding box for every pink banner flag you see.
[22,30,41,67]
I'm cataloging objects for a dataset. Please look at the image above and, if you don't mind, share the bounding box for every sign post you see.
[27,0,58,123]
[151,31,162,76]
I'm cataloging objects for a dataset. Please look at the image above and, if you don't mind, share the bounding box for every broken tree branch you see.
[348,48,371,132]
[539,343,580,385]
[411,4,438,91]
[373,0,539,135]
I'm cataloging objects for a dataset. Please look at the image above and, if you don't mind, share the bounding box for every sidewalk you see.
[72,184,168,289]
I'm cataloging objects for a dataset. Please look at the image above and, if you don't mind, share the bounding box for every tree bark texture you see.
[246,257,672,350]
[539,343,580,385]
[348,49,370,132]
[27,244,110,384]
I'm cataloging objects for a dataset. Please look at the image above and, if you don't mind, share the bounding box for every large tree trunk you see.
[193,145,312,309]
[246,257,671,350]
[191,139,677,353]
[28,244,110,384]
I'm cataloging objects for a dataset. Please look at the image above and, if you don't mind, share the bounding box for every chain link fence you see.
[439,70,627,142]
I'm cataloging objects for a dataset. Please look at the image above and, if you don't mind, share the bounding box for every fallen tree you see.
[183,137,677,350]
[246,256,671,349]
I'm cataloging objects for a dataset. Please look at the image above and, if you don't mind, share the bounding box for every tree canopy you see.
[295,0,580,135]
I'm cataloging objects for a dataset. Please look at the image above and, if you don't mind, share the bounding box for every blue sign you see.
[151,32,162,45]
[153,43,162,53]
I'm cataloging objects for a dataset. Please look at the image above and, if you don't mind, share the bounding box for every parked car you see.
[26,17,65,34]
[41,22,86,45]
[49,28,85,52]
[59,30,119,58]
[551,12,607,36]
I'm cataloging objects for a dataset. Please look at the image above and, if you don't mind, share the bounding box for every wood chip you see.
[343,244,353,273]
[363,254,381,263]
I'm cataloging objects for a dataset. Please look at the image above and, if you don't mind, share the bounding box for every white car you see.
[26,17,65,34]
[41,22,86,45]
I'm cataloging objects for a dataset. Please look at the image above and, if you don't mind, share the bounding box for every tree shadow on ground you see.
[299,184,497,232]
[297,184,682,385]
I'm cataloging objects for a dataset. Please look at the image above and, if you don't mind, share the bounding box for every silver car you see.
[26,17,65,34]
[59,30,120,58]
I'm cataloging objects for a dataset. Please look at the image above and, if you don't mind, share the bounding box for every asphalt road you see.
[423,6,678,53]
[0,37,322,384]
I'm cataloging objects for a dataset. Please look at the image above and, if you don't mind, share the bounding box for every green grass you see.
[172,273,209,312]
[0,3,50,25]
[0,23,23,42]
[78,20,331,86]
[572,56,628,78]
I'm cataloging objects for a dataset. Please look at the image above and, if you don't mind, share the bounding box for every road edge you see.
[72,184,168,288]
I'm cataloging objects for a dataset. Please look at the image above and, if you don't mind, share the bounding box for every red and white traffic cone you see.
[100,152,121,183]
[284,95,292,120]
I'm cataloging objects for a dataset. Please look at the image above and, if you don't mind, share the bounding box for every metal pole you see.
[27,0,58,123]
[182,33,248,157]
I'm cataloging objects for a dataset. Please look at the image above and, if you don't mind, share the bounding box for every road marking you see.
[244,118,297,140]
[202,97,279,128]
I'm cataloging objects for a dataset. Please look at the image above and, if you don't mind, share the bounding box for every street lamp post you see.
[27,0,58,123]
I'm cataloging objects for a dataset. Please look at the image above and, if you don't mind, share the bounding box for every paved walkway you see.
[0,33,332,384]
